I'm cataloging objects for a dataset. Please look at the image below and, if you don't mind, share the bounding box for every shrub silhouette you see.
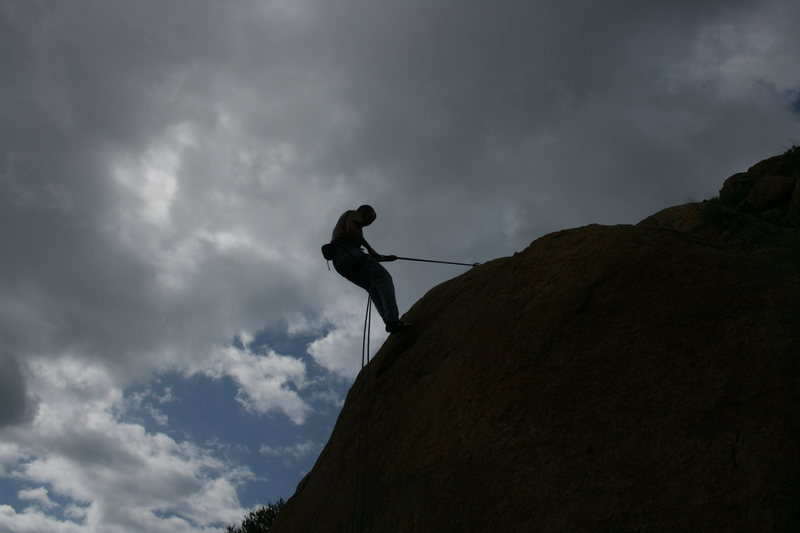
[226,499,285,533]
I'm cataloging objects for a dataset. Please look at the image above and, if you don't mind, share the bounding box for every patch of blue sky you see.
[240,328,352,506]
[119,328,352,509]
[0,479,85,523]
[0,480,24,510]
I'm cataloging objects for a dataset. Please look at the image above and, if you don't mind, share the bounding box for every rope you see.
[395,255,480,267]
[352,290,372,532]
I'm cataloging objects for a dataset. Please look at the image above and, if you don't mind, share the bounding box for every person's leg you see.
[332,247,361,279]
[365,260,399,324]
[346,257,399,325]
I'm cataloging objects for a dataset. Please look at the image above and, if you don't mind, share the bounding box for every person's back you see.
[331,209,359,244]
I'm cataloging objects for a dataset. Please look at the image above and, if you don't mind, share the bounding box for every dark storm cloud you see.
[305,0,716,162]
[2,0,797,367]
[1,0,798,363]
[271,0,789,249]
[0,351,35,428]
[1,1,799,531]
[0,1,320,368]
[1,2,189,357]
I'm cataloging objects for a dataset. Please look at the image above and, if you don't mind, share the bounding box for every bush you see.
[226,499,286,533]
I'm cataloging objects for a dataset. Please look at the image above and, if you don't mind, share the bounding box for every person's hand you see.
[380,254,398,262]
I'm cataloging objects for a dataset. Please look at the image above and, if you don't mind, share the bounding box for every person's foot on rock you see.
[385,320,412,333]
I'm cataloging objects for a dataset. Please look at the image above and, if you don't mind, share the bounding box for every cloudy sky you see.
[1,0,798,531]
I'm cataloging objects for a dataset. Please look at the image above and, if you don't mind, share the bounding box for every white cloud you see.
[0,359,249,533]
[111,124,189,228]
[0,505,85,533]
[259,440,320,464]
[114,382,173,428]
[146,405,170,427]
[200,345,310,425]
[306,300,387,380]
[1,0,799,530]
[0,442,22,475]
[18,486,57,509]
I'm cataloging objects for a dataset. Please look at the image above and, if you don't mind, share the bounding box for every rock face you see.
[639,147,800,266]
[272,152,800,533]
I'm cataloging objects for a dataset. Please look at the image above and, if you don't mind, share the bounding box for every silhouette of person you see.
[329,205,409,333]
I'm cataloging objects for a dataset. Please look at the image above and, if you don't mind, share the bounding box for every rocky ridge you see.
[640,147,800,267]
[271,150,800,532]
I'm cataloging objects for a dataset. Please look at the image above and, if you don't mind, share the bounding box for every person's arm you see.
[344,216,396,261]
[345,217,378,256]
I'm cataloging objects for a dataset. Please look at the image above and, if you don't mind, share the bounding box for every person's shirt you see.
[331,210,365,245]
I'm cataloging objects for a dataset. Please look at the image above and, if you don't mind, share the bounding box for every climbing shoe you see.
[385,320,411,333]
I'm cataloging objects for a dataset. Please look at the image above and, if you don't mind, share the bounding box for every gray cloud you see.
[255,0,798,260]
[0,351,35,428]
[0,0,797,396]
[1,1,799,530]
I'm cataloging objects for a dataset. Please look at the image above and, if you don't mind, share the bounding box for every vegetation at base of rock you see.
[225,499,285,533]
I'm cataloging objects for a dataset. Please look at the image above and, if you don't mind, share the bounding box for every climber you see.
[327,205,410,333]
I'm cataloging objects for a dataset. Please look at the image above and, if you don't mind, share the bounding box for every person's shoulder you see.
[346,210,365,224]
[336,209,356,223]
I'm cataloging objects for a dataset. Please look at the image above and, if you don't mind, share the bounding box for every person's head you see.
[357,204,377,225]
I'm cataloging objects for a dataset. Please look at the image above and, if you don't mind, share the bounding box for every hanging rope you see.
[352,291,372,533]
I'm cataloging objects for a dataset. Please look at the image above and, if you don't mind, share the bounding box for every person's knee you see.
[370,265,392,283]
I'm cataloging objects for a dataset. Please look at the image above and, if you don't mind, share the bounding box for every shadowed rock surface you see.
[640,147,800,267]
[272,151,800,533]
